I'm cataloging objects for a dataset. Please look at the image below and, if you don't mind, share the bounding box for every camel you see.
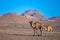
[44,25,53,32]
[29,21,42,36]
[29,21,53,36]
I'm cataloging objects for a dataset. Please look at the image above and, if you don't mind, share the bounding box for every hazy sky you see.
[0,0,60,18]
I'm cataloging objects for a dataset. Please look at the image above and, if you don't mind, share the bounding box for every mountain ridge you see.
[0,10,60,27]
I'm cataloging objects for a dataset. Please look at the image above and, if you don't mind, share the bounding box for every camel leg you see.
[35,28,40,36]
[39,28,42,36]
[33,28,35,36]
[33,28,39,36]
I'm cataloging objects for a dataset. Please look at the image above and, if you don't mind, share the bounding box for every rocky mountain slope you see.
[49,16,60,26]
[22,10,48,21]
[0,13,32,29]
[0,10,60,27]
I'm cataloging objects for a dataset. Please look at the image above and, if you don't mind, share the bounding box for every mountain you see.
[22,10,60,27]
[49,16,60,26]
[49,16,60,20]
[22,10,52,25]
[0,13,32,28]
[0,10,60,28]
[22,10,48,21]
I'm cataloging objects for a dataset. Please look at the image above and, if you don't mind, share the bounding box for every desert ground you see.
[0,24,60,40]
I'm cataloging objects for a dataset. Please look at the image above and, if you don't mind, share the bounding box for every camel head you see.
[29,21,33,23]
[29,21,33,27]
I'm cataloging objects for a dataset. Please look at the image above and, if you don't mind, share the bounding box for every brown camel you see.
[29,21,42,36]
[44,25,53,32]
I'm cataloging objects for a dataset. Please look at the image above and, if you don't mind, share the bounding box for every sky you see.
[0,0,60,18]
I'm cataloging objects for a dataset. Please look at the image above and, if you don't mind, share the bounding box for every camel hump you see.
[47,25,53,31]
[48,25,53,29]
[33,21,41,28]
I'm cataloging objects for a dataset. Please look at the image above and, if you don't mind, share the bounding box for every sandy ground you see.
[0,28,60,40]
